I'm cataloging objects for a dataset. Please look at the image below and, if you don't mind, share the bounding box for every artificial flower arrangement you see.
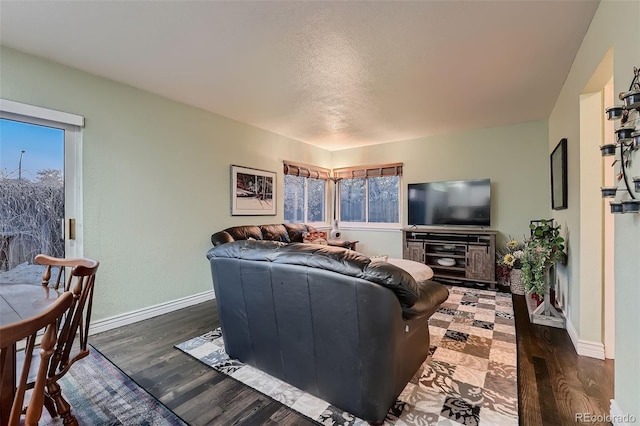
[496,238,525,284]
[499,239,525,268]
[521,220,566,297]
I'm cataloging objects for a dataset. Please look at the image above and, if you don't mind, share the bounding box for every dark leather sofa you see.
[211,223,353,248]
[206,239,449,423]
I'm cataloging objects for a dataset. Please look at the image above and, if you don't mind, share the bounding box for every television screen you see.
[408,179,491,227]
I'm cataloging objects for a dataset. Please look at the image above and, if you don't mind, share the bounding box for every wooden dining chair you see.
[0,292,73,426]
[32,254,99,425]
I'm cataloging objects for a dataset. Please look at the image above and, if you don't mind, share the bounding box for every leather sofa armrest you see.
[211,231,234,247]
[402,280,449,321]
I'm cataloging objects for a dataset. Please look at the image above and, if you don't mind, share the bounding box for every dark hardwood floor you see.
[91,293,614,425]
[513,295,614,426]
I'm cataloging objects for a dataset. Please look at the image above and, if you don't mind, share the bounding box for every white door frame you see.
[1,99,85,259]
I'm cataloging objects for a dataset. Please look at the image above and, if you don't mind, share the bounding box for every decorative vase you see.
[330,220,341,239]
[509,269,525,295]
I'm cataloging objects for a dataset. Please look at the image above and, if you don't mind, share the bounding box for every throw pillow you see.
[303,231,329,245]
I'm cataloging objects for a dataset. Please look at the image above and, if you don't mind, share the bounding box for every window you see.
[335,163,402,226]
[283,162,329,224]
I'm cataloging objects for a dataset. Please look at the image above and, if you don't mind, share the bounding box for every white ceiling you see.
[0,1,599,151]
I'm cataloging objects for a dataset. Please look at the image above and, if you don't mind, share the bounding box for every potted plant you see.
[496,238,525,294]
[521,220,566,298]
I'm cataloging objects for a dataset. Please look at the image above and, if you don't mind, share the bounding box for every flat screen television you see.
[408,179,491,227]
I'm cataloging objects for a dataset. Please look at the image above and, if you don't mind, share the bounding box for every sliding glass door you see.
[0,112,81,284]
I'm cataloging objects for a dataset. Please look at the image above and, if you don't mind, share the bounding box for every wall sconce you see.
[616,126,636,142]
[601,187,618,198]
[606,106,625,120]
[600,144,617,156]
[610,201,624,214]
[621,88,640,110]
[602,66,640,212]
[622,200,640,213]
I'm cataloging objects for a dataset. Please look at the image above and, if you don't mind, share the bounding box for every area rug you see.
[176,286,518,425]
[38,346,187,425]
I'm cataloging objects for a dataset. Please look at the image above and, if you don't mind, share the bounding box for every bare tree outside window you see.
[1,119,65,274]
[284,175,305,222]
[368,176,399,223]
[307,178,325,222]
[284,175,326,223]
[340,178,366,222]
[340,176,400,223]
[0,171,64,271]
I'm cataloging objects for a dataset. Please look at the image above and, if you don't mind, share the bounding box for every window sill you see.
[337,224,402,232]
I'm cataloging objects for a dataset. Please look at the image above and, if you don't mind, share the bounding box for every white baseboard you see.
[610,399,638,426]
[565,317,605,360]
[89,290,215,335]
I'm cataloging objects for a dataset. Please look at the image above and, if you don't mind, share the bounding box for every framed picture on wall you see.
[550,138,568,210]
[230,165,277,215]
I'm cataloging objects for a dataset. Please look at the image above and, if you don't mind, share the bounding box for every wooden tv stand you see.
[402,227,497,290]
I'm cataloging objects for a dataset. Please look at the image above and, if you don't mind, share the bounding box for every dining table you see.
[0,282,63,425]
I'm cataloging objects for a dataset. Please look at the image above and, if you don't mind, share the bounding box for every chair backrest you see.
[0,292,73,426]
[34,254,99,380]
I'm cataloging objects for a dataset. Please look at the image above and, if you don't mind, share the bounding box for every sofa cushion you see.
[225,225,263,241]
[303,230,328,245]
[283,223,318,243]
[211,230,235,247]
[259,224,291,243]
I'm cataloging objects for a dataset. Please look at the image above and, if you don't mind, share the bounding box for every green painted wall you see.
[0,45,331,321]
[548,0,640,419]
[332,120,551,254]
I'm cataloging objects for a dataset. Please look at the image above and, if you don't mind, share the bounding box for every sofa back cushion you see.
[207,240,419,309]
[259,224,291,243]
[225,225,263,242]
[212,223,304,246]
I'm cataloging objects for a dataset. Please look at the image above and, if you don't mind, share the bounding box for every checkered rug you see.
[176,286,518,425]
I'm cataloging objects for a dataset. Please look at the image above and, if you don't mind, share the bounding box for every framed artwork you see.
[230,165,276,215]
[550,138,567,210]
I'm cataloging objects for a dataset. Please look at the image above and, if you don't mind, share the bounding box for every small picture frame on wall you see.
[550,138,568,210]
[230,165,277,215]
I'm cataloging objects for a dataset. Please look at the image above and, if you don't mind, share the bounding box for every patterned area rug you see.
[176,286,518,425]
[38,346,187,425]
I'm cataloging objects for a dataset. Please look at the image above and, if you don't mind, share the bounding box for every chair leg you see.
[46,381,78,426]
[43,394,57,418]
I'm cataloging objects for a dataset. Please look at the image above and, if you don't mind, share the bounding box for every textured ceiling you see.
[0,1,600,151]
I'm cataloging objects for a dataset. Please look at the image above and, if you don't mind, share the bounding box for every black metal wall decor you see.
[602,67,640,214]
